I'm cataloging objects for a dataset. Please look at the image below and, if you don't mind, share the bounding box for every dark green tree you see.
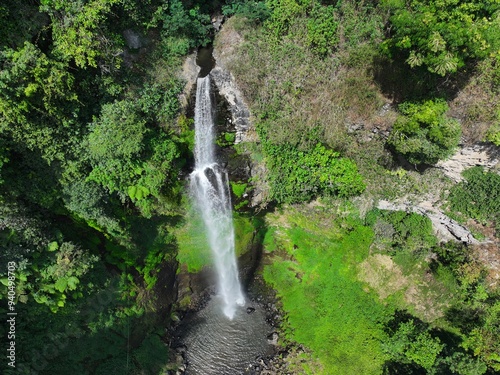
[0,42,78,162]
[383,319,444,371]
[40,0,124,71]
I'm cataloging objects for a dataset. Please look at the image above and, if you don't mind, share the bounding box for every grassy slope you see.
[261,203,474,374]
[262,206,391,374]
[215,8,499,374]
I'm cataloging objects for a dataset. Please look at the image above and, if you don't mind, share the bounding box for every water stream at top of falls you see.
[189,75,245,319]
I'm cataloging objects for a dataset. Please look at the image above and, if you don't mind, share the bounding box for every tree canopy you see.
[382,0,500,75]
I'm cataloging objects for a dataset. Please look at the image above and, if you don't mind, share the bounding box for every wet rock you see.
[267,332,279,346]
[212,14,225,31]
[210,66,251,144]
[175,345,187,355]
[211,25,254,144]
[247,306,256,314]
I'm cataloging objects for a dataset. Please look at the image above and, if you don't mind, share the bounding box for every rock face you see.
[210,66,252,144]
[377,200,481,244]
[211,26,254,144]
[211,14,225,31]
[436,143,500,182]
[123,29,146,49]
[178,52,200,110]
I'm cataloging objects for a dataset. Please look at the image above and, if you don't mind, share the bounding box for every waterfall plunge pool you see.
[178,295,274,375]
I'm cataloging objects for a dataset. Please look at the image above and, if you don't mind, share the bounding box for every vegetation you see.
[448,167,500,230]
[1,0,499,374]
[0,0,214,373]
[263,207,390,374]
[381,0,500,76]
[265,142,365,203]
[263,204,500,374]
[387,99,461,165]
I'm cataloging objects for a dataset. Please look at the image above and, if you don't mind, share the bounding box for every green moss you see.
[234,213,255,256]
[174,211,211,273]
[175,209,257,272]
[263,208,392,374]
[224,132,236,143]
[231,181,248,198]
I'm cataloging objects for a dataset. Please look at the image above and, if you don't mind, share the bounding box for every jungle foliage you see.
[380,0,500,76]
[1,0,499,374]
[0,0,214,373]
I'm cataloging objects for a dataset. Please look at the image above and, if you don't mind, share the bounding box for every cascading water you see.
[189,75,245,319]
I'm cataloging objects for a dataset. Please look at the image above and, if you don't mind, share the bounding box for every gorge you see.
[179,72,272,374]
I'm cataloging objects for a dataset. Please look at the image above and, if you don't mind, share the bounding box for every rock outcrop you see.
[436,143,500,182]
[377,200,481,244]
[210,66,252,143]
[178,52,200,110]
[211,24,254,144]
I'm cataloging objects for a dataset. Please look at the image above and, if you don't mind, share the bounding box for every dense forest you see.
[1,0,499,374]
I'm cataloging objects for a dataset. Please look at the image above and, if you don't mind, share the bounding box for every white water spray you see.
[190,76,245,319]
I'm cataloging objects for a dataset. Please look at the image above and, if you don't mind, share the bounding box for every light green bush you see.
[387,99,461,165]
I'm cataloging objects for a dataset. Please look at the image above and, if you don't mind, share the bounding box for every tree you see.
[150,0,212,56]
[463,302,500,371]
[222,0,271,23]
[40,0,123,71]
[86,99,148,193]
[387,99,461,165]
[0,1,47,49]
[86,98,181,216]
[383,319,444,371]
[381,0,500,75]
[0,42,78,162]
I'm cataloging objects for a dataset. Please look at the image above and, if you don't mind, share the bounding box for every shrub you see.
[222,0,271,23]
[266,143,365,203]
[306,4,338,56]
[448,167,500,226]
[485,111,500,146]
[230,181,247,198]
[381,0,500,76]
[366,209,437,254]
[383,319,444,371]
[387,99,461,165]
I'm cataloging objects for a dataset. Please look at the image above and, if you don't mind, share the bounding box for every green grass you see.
[262,208,392,374]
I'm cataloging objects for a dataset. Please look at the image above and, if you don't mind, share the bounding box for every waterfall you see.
[189,75,245,319]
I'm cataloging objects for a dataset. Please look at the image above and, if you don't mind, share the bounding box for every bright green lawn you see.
[263,208,393,374]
